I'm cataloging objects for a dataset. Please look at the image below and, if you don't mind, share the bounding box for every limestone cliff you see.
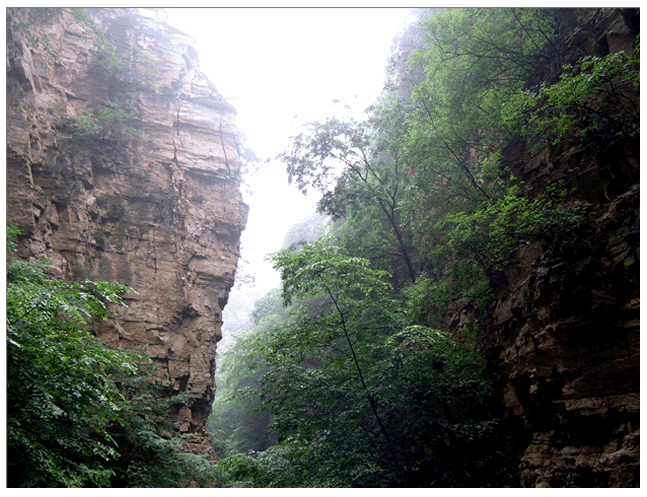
[446,8,640,487]
[6,7,248,456]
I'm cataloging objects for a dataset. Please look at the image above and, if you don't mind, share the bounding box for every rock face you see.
[447,8,640,487]
[6,8,248,456]
[5,7,639,485]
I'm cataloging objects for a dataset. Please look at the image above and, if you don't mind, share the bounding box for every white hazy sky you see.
[165,7,414,297]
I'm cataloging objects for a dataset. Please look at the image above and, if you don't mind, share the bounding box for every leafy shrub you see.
[6,257,144,487]
[404,274,454,327]
[109,379,219,488]
[6,224,218,487]
[64,106,141,143]
[503,47,640,144]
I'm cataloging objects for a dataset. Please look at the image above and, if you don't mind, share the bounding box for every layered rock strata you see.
[6,7,248,456]
[446,8,640,487]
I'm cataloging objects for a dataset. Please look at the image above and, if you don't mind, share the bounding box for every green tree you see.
[265,239,402,450]
[215,241,514,487]
[6,256,144,487]
[207,292,287,459]
[363,8,577,326]
[503,47,640,144]
[215,240,404,486]
[6,224,218,487]
[400,8,559,257]
[278,117,419,283]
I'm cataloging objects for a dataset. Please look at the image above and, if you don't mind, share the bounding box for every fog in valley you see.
[167,8,415,345]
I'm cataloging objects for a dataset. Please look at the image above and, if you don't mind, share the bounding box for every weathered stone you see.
[444,8,639,487]
[6,7,247,457]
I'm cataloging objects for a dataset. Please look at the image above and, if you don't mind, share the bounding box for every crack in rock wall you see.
[6,7,248,456]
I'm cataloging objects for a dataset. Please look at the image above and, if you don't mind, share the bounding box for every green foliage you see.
[250,287,285,325]
[439,184,583,269]
[269,237,395,308]
[6,222,218,487]
[403,7,558,168]
[404,274,451,327]
[374,8,597,318]
[281,212,329,249]
[72,7,124,72]
[208,290,291,478]
[208,333,273,459]
[7,217,21,254]
[277,9,567,292]
[405,177,582,330]
[503,47,640,144]
[6,258,145,487]
[399,8,560,247]
[278,117,418,283]
[208,291,292,460]
[64,105,141,143]
[214,242,514,487]
[110,375,219,487]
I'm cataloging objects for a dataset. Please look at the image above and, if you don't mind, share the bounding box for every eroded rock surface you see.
[6,7,248,456]
[445,8,640,487]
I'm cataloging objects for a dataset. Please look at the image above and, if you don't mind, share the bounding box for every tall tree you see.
[399,8,560,259]
[214,240,516,487]
[278,117,419,283]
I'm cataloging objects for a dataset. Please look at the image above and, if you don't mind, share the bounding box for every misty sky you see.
[166,7,414,298]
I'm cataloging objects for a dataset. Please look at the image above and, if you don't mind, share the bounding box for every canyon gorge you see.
[5,7,639,486]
